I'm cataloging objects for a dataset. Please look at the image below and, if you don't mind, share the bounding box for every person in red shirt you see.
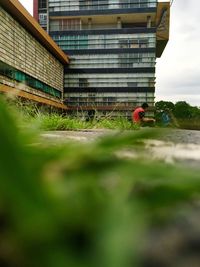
[132,103,155,125]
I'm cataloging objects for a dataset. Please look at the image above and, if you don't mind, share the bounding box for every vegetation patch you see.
[1,97,200,267]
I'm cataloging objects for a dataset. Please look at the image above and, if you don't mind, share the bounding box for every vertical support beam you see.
[88,18,92,29]
[33,0,38,21]
[46,0,49,34]
[117,17,121,29]
[147,16,151,28]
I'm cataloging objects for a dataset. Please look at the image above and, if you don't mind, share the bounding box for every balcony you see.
[49,15,157,34]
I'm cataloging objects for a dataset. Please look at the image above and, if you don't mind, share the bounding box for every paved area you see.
[41,129,200,168]
[41,129,108,143]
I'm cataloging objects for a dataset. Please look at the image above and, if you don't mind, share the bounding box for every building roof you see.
[1,0,69,65]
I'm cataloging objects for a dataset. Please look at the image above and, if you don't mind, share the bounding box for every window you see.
[62,19,81,30]
[119,39,146,49]
[127,82,138,87]
[39,0,47,9]
[120,0,140,8]
[39,13,47,25]
[79,78,89,87]
[139,39,148,48]
[119,39,129,48]
[130,40,139,48]
[79,0,109,10]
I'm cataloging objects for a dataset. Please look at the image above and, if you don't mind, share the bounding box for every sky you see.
[19,0,200,107]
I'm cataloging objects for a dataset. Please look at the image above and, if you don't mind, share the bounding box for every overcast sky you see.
[19,0,200,107]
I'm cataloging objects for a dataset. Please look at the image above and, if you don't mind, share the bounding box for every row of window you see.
[67,96,154,102]
[69,52,155,61]
[51,33,155,44]
[65,83,155,87]
[65,72,155,76]
[51,33,155,40]
[65,92,154,97]
[66,102,151,107]
[0,61,61,99]
[49,0,157,12]
[57,42,154,50]
[49,0,156,4]
[64,74,155,87]
[54,40,155,50]
[69,53,155,68]
[65,80,155,88]
[65,73,155,78]
[65,100,154,107]
[69,62,155,68]
[52,33,155,50]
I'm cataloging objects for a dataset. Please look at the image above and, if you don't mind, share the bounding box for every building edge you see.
[1,0,69,65]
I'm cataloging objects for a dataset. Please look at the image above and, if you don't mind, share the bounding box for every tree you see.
[174,101,192,119]
[155,101,175,112]
[155,101,175,125]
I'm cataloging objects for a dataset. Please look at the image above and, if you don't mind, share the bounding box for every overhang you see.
[156,1,170,57]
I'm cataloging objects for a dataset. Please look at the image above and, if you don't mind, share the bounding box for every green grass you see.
[25,112,139,131]
[1,97,200,267]
[7,100,139,131]
[177,119,200,130]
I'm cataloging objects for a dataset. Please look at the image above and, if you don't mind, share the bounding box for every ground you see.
[41,128,200,168]
[39,128,200,267]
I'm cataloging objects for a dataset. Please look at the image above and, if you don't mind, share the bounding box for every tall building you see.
[0,0,69,109]
[34,0,170,117]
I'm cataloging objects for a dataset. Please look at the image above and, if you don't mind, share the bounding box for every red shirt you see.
[132,107,145,123]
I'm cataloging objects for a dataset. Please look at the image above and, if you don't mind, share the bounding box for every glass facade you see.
[41,0,160,116]
[51,33,156,50]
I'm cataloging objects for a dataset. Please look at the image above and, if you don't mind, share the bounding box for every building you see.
[0,0,69,110]
[34,0,170,117]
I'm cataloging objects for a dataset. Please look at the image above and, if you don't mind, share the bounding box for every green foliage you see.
[1,97,200,267]
[155,100,200,129]
[174,101,192,119]
[155,100,175,112]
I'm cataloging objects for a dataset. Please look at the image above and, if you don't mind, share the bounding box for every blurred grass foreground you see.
[1,97,200,267]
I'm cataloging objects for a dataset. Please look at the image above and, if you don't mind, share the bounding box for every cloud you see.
[156,0,200,106]
[18,0,33,15]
